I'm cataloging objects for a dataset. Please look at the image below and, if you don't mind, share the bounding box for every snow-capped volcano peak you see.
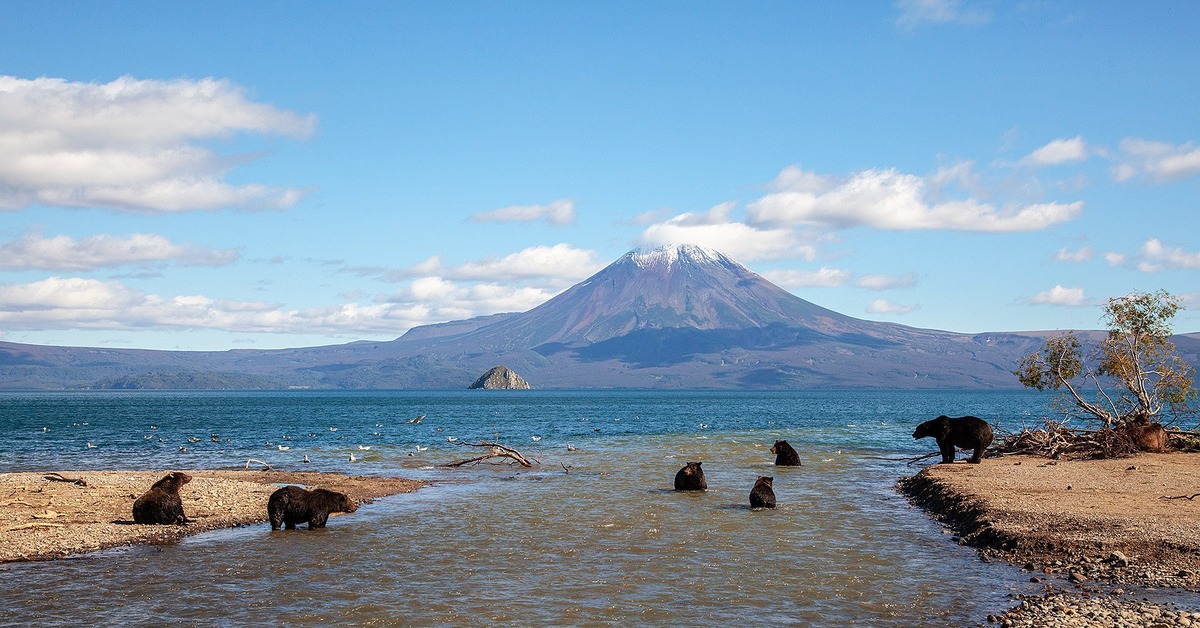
[628,243,730,269]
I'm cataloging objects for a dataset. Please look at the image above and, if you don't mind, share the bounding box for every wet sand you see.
[900,453,1200,626]
[0,470,425,563]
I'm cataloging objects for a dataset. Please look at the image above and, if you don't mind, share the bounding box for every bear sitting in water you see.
[749,476,776,509]
[770,440,801,466]
[132,471,192,525]
[673,461,707,491]
[912,415,993,464]
[268,485,358,530]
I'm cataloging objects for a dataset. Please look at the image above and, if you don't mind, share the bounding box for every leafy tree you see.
[1016,290,1196,427]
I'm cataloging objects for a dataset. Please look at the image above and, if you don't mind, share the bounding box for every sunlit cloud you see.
[638,203,819,262]
[0,232,238,270]
[1137,238,1200,272]
[468,198,576,225]
[1054,246,1093,263]
[0,75,315,212]
[1028,285,1087,306]
[1112,138,1200,183]
[746,164,1082,232]
[760,267,852,289]
[866,299,918,314]
[855,273,917,290]
[1021,136,1089,166]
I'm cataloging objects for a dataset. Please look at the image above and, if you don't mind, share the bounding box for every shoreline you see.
[899,453,1200,626]
[0,469,426,563]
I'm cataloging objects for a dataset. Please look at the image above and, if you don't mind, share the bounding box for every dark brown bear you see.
[673,461,707,491]
[912,415,993,464]
[770,440,801,466]
[1122,421,1168,452]
[132,471,191,525]
[749,476,776,509]
[268,485,358,530]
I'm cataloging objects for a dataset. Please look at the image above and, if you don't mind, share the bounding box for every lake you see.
[0,389,1058,626]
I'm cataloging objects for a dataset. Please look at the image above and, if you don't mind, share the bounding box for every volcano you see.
[0,243,1123,390]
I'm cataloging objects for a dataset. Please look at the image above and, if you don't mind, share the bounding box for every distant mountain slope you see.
[2,244,1195,390]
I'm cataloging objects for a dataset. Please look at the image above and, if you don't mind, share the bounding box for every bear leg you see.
[938,439,956,464]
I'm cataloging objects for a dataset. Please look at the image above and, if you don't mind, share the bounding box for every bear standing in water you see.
[268,486,358,530]
[132,471,192,525]
[770,440,801,466]
[674,461,707,491]
[749,476,776,509]
[912,415,993,464]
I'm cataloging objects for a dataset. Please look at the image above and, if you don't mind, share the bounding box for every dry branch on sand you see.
[443,441,536,468]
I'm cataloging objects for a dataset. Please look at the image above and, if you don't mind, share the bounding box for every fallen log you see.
[444,441,535,468]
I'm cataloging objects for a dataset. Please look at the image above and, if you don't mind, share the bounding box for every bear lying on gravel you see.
[267,485,358,530]
[132,471,192,525]
[770,440,801,466]
[749,476,776,509]
[912,415,994,464]
[673,461,707,491]
[1123,421,1168,452]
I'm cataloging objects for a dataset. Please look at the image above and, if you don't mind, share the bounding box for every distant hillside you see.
[2,244,1196,390]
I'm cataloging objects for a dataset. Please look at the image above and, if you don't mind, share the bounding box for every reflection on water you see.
[0,390,1064,625]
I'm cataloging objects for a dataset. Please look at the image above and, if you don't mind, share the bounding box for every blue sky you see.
[1,1,1198,351]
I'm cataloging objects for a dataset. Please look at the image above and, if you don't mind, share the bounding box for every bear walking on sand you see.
[268,485,358,530]
[770,440,801,466]
[912,415,994,464]
[674,461,707,491]
[749,476,776,509]
[132,471,192,525]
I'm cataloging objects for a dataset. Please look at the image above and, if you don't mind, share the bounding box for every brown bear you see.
[132,471,192,525]
[1122,421,1168,452]
[673,461,707,491]
[770,440,801,466]
[749,476,776,509]
[268,485,358,530]
[912,415,993,464]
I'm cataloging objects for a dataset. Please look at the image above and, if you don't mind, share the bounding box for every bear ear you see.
[695,461,702,466]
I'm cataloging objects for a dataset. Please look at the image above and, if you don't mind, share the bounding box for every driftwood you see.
[444,441,535,468]
[43,473,87,486]
[1163,493,1200,501]
[6,521,65,532]
[244,458,274,471]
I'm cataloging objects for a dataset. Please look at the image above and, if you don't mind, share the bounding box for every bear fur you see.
[673,461,707,491]
[1123,422,1168,452]
[268,485,358,530]
[132,471,192,525]
[749,476,776,509]
[770,440,801,466]
[912,415,993,464]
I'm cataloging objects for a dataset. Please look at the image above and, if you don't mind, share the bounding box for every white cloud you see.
[1103,251,1127,267]
[1029,285,1087,306]
[895,0,992,29]
[0,75,315,212]
[761,267,852,289]
[361,244,601,286]
[1113,138,1200,183]
[637,206,819,262]
[0,232,238,270]
[746,165,1082,232]
[866,299,918,315]
[1138,239,1200,272]
[1054,246,1093,263]
[855,273,917,290]
[469,198,576,225]
[1021,137,1089,166]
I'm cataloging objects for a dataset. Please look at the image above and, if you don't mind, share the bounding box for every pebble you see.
[988,591,1195,628]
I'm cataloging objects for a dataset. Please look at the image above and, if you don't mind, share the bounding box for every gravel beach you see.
[0,470,425,563]
[900,453,1200,626]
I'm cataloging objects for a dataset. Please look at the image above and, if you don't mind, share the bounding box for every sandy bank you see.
[0,470,425,563]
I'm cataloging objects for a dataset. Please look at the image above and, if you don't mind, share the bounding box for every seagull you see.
[150,425,158,430]
[409,415,425,424]
[42,427,49,433]
[211,434,220,442]
[348,452,357,462]
[178,446,187,453]
[567,444,578,452]
[85,442,96,449]
[188,437,200,443]
[144,435,152,440]
[415,445,428,452]
[531,436,542,441]
[447,436,458,442]
[358,445,371,450]
[699,423,709,429]
[278,445,290,451]
[303,454,311,463]
[329,427,338,432]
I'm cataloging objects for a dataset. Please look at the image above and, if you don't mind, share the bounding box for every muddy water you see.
[0,390,1051,625]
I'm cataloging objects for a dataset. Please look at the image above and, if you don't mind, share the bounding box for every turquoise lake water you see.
[0,389,1064,626]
